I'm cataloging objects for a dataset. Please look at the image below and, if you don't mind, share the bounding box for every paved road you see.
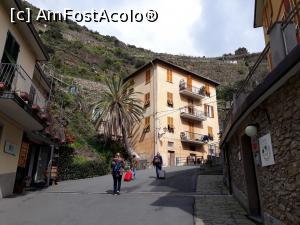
[194,168,256,225]
[0,167,199,225]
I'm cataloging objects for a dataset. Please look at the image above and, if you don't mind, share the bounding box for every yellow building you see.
[0,0,55,198]
[126,58,220,166]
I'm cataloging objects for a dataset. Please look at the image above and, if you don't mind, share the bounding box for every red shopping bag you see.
[124,171,132,182]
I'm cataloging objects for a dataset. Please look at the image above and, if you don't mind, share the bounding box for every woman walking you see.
[111,153,125,195]
[130,155,138,180]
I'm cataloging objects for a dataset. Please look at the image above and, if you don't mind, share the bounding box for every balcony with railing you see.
[180,131,210,145]
[0,63,50,130]
[221,2,300,144]
[179,81,208,99]
[180,106,206,122]
[267,1,300,68]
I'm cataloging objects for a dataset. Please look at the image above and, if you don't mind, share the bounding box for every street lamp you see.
[245,124,258,137]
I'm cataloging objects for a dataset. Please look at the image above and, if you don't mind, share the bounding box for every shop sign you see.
[18,143,30,168]
[4,141,18,156]
[259,133,275,167]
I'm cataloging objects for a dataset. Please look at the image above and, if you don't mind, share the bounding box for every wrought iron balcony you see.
[180,131,209,145]
[221,2,300,144]
[0,63,49,111]
[179,81,207,99]
[180,106,206,122]
[0,63,51,130]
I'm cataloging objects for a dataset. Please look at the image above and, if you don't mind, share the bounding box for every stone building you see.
[221,1,300,224]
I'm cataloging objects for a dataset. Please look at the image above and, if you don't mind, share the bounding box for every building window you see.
[204,84,210,97]
[204,104,214,118]
[167,69,173,83]
[208,126,214,141]
[167,116,174,133]
[144,116,150,132]
[128,79,135,92]
[145,69,151,84]
[167,92,173,107]
[1,32,20,64]
[144,93,150,108]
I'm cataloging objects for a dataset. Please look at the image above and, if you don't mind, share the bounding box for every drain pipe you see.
[151,61,158,158]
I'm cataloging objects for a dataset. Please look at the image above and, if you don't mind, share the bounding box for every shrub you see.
[45,26,63,39]
[68,23,81,32]
[135,59,146,68]
[57,147,110,180]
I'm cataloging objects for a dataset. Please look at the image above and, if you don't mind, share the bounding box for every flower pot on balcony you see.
[32,104,41,113]
[0,82,6,90]
[19,91,30,101]
[39,113,49,121]
[53,134,60,142]
[44,127,51,136]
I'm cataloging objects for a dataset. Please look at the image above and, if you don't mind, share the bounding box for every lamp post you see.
[245,124,258,137]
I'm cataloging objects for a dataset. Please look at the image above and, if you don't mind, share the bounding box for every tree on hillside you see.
[235,47,249,56]
[91,76,144,158]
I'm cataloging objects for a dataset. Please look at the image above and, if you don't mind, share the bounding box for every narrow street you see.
[0,166,256,225]
[0,167,197,225]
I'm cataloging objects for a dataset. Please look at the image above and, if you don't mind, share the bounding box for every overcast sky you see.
[27,0,265,57]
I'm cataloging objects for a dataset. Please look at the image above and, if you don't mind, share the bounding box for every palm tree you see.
[91,76,144,157]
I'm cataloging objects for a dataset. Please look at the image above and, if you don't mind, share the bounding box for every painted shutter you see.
[170,117,174,128]
[168,117,174,128]
[204,104,208,117]
[167,69,172,82]
[205,84,210,96]
[146,69,150,84]
[187,75,192,90]
[144,93,150,107]
[167,92,173,105]
[145,117,150,129]
[208,126,213,137]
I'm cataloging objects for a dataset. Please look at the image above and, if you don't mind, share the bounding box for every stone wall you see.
[224,73,300,225]
[228,136,248,197]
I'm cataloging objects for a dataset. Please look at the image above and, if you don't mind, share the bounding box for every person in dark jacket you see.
[152,152,163,179]
[111,153,125,195]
